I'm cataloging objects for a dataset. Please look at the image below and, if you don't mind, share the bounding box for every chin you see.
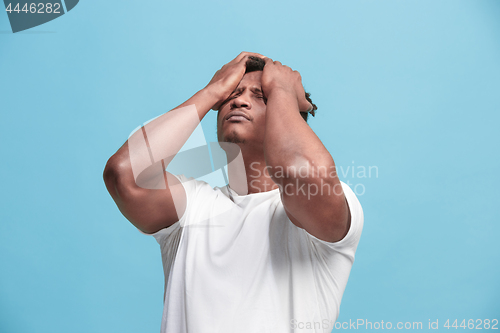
[222,130,246,144]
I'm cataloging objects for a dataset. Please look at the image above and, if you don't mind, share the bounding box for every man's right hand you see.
[205,51,266,111]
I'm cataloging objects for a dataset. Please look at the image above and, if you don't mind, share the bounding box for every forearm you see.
[263,88,336,185]
[106,87,218,184]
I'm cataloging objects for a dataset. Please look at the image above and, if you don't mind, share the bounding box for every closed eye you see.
[223,91,266,105]
[229,92,241,100]
[256,95,267,103]
[220,93,239,107]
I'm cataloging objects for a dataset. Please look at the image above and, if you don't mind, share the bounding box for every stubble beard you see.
[223,129,246,144]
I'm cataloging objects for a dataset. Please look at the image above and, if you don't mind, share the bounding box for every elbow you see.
[103,155,123,197]
[103,153,141,200]
[103,156,116,183]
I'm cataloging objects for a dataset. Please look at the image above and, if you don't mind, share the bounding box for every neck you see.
[222,143,278,195]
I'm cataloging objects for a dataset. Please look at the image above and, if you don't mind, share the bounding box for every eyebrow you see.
[232,86,264,95]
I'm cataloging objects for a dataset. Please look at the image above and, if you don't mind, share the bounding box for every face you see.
[217,71,267,149]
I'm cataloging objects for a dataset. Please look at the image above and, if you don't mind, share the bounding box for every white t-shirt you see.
[145,174,363,333]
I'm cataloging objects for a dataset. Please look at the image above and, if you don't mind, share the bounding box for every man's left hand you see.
[261,58,313,113]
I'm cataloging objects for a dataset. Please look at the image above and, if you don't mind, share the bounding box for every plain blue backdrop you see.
[1,0,499,332]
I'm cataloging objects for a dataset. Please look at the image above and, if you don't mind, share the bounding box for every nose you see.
[230,93,251,109]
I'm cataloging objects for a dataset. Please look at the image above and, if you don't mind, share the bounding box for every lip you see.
[225,110,251,122]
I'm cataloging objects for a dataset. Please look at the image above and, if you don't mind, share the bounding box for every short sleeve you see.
[303,181,364,259]
[136,174,203,242]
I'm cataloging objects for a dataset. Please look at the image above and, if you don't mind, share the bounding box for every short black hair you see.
[245,56,317,122]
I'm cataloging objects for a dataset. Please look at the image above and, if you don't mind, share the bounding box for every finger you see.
[299,102,314,113]
[243,51,267,59]
[230,52,248,64]
[235,51,267,62]
[237,54,268,67]
[299,97,314,112]
[246,52,267,59]
[263,57,274,66]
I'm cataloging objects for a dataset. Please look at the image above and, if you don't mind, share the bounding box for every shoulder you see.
[288,181,364,258]
[137,174,219,236]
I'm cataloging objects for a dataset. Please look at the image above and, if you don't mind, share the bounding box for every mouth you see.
[225,111,251,122]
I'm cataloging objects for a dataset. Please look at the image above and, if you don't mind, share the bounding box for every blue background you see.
[1,0,499,332]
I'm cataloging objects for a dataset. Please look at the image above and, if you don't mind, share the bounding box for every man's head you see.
[217,56,317,148]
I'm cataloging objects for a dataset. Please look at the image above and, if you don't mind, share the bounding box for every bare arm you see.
[103,52,265,234]
[261,58,350,243]
[103,90,214,234]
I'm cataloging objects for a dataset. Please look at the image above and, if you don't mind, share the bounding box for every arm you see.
[261,58,350,243]
[103,52,264,234]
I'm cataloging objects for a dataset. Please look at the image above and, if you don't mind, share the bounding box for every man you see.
[103,52,363,333]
